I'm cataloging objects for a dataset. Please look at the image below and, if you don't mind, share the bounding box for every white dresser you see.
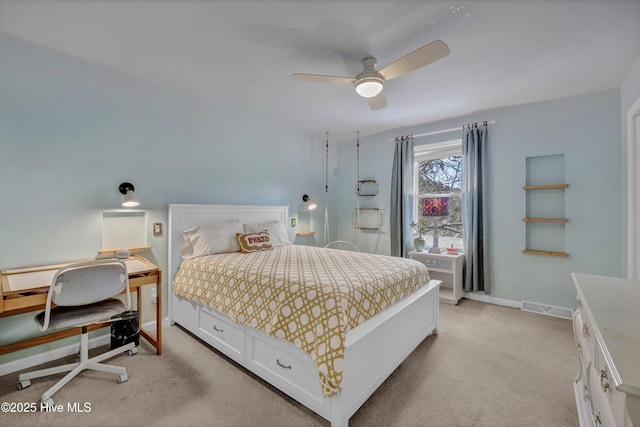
[571,273,640,426]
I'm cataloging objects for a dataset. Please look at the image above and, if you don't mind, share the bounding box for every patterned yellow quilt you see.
[172,245,430,397]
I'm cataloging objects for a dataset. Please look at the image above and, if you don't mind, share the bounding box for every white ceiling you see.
[1,0,639,136]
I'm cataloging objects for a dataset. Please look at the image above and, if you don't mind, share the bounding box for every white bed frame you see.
[168,204,440,427]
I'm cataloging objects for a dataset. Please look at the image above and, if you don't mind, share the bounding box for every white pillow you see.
[243,220,291,247]
[181,220,243,259]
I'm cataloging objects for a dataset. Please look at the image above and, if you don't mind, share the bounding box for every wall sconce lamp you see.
[302,194,317,210]
[119,182,140,207]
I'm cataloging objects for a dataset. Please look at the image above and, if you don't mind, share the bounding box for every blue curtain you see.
[390,136,414,257]
[462,124,489,292]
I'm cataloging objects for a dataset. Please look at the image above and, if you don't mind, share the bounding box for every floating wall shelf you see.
[356,180,378,196]
[522,184,569,190]
[352,208,383,230]
[523,182,569,257]
[522,250,569,257]
[523,154,569,257]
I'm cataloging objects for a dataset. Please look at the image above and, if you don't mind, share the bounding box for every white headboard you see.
[167,204,289,319]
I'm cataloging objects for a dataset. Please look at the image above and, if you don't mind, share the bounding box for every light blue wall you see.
[332,89,623,310]
[1,31,635,365]
[0,35,325,362]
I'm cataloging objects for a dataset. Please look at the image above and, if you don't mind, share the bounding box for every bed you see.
[168,204,440,427]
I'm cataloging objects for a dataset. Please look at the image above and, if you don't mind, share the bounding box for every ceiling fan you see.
[292,40,450,111]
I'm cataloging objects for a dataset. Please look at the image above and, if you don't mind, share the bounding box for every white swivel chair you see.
[324,241,360,251]
[18,259,138,405]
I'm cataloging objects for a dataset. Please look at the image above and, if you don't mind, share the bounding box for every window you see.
[414,140,463,248]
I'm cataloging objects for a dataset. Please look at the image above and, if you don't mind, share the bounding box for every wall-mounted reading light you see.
[302,194,317,210]
[119,182,140,207]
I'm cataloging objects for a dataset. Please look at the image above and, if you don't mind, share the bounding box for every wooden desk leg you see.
[156,271,162,355]
[136,274,162,355]
[136,286,142,314]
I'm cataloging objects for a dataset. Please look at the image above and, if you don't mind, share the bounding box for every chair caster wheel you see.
[128,347,138,356]
[119,373,128,383]
[41,398,54,409]
[18,379,31,390]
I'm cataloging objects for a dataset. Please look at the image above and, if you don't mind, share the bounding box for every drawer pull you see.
[213,325,224,333]
[582,322,590,338]
[595,412,602,425]
[600,367,608,380]
[600,368,611,392]
[276,358,292,370]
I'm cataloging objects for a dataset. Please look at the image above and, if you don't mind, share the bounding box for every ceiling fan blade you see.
[291,73,354,84]
[379,40,450,81]
[367,91,387,111]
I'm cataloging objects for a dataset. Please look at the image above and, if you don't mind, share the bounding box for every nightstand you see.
[409,251,465,304]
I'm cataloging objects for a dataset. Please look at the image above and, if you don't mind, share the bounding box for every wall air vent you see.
[521,300,573,319]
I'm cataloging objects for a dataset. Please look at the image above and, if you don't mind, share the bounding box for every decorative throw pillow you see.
[236,231,273,253]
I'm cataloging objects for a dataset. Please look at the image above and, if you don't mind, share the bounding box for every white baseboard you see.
[464,292,573,319]
[464,292,521,309]
[0,317,170,376]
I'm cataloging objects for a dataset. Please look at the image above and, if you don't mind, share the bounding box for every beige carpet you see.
[0,299,579,426]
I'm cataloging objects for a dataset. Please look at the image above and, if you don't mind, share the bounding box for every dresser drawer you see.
[245,328,330,417]
[574,307,595,365]
[411,256,453,271]
[575,355,594,426]
[198,306,244,364]
[588,363,616,426]
[593,340,626,427]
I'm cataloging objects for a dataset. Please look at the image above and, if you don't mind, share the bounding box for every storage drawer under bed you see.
[198,305,245,364]
[245,327,331,418]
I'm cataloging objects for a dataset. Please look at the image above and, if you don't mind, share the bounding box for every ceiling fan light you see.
[355,78,383,98]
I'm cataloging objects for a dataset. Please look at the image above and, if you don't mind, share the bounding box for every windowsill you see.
[419,237,463,250]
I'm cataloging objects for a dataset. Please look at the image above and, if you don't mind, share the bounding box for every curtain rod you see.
[393,120,495,141]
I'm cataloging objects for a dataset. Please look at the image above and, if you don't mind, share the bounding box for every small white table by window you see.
[409,251,464,304]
